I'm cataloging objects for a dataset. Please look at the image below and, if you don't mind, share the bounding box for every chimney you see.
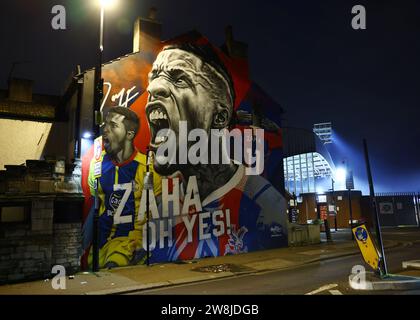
[8,78,33,102]
[148,7,157,20]
[225,25,234,56]
[133,7,162,53]
[223,25,248,59]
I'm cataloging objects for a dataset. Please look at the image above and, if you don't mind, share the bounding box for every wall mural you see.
[81,31,287,269]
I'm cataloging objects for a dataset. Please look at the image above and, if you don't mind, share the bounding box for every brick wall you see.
[0,198,82,284]
[52,223,82,274]
[0,227,52,283]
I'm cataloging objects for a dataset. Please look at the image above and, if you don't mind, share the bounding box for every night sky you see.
[1,0,419,194]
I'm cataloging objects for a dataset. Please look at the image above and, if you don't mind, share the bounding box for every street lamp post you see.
[363,138,388,275]
[334,166,347,234]
[92,0,116,272]
[93,1,107,137]
[331,178,337,231]
[345,162,355,240]
[347,186,354,239]
[144,147,153,267]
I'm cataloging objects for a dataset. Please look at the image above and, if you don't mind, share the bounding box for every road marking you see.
[329,290,343,295]
[402,260,420,270]
[305,283,338,295]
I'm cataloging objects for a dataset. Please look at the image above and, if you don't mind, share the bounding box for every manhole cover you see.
[192,263,252,273]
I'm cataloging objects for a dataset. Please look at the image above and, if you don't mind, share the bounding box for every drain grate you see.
[192,263,253,273]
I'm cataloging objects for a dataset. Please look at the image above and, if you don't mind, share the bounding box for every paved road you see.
[129,228,420,295]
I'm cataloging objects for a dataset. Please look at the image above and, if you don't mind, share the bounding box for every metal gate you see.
[376,192,420,227]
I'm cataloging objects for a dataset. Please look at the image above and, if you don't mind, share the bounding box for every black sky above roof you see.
[1,0,419,193]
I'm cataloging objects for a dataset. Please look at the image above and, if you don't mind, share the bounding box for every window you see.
[317,195,327,203]
[0,205,29,223]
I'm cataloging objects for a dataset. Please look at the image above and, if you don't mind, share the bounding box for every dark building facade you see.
[0,78,84,283]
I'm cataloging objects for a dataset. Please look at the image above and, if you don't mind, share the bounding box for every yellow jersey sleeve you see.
[87,150,105,196]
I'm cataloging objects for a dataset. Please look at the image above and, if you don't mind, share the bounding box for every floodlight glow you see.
[100,0,117,8]
[82,132,92,139]
[335,167,347,182]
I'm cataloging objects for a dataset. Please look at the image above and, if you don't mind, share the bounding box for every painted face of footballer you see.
[146,48,231,175]
[102,112,129,157]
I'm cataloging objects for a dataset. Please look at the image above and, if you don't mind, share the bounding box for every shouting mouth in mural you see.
[146,101,171,149]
